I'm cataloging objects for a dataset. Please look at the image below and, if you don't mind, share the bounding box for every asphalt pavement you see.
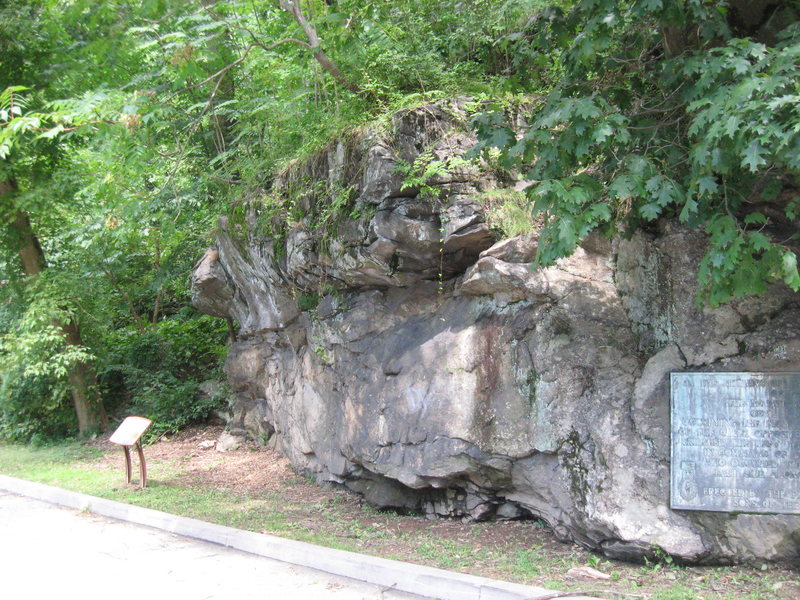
[0,491,423,600]
[0,476,587,600]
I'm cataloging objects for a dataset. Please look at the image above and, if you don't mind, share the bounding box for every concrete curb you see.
[0,475,589,600]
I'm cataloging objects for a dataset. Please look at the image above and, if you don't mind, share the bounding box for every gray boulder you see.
[191,100,800,564]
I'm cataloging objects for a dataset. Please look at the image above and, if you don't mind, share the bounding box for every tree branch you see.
[171,1,361,104]
[212,12,311,53]
[278,0,363,95]
[154,0,364,199]
[168,43,257,100]
[167,34,314,102]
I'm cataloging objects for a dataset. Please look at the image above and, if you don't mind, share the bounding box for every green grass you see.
[0,443,109,490]
[0,442,274,531]
[1,440,796,600]
[0,439,368,555]
[510,549,542,577]
[416,538,482,570]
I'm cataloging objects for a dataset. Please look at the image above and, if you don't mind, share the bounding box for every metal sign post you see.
[109,416,153,489]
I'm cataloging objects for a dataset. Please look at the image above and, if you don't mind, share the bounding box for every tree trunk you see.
[1,177,107,436]
[279,0,363,95]
[62,318,107,435]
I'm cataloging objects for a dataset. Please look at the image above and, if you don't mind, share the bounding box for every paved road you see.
[0,492,427,600]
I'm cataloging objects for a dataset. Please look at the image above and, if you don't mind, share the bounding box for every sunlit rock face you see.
[191,100,800,565]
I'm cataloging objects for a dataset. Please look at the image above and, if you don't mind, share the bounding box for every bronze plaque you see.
[671,372,800,514]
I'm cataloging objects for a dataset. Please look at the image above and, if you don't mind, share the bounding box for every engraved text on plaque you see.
[671,372,800,514]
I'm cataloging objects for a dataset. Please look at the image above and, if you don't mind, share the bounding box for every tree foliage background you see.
[0,0,798,441]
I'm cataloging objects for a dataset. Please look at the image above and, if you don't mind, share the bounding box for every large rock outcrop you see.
[191,99,800,564]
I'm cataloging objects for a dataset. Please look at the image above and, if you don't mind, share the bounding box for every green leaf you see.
[783,251,800,290]
[696,175,718,197]
[741,140,768,172]
[786,197,800,220]
[679,198,698,221]
[609,174,638,200]
[36,125,65,140]
[743,212,767,225]
[589,202,611,221]
[558,216,577,246]
[749,232,771,251]
[574,97,601,119]
[592,122,613,143]
[639,202,661,220]
[722,115,741,138]
[485,127,515,149]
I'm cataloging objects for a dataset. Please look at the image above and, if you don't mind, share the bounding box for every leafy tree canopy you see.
[0,0,544,439]
[1,0,799,440]
[473,0,800,305]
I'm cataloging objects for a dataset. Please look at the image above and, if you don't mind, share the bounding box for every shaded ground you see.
[87,425,799,600]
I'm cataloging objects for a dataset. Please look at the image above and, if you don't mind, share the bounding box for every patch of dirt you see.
[89,425,800,599]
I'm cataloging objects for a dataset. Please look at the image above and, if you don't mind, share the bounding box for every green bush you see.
[0,371,77,443]
[97,312,229,439]
[0,290,88,443]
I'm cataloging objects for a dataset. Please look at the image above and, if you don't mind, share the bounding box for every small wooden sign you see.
[109,416,152,489]
[110,416,152,447]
